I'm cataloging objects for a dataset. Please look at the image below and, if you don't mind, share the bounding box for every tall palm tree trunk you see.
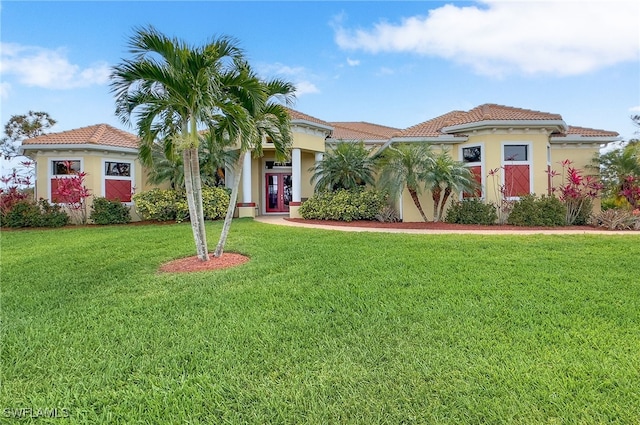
[408,187,428,222]
[184,147,209,261]
[214,151,246,258]
[432,188,442,222]
[438,187,452,222]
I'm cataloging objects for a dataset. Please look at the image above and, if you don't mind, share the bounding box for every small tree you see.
[423,150,478,222]
[1,111,56,160]
[310,141,377,192]
[52,170,91,224]
[377,143,434,222]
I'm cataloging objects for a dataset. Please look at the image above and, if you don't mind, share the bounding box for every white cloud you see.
[0,43,110,90]
[258,62,320,97]
[334,1,640,77]
[376,67,395,76]
[294,81,320,96]
[346,58,360,67]
[630,106,640,113]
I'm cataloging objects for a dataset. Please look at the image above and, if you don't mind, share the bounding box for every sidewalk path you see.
[254,216,640,235]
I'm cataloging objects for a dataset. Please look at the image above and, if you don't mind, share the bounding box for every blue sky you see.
[2,0,639,144]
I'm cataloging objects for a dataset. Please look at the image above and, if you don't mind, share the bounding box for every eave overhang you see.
[442,119,567,134]
[550,135,623,145]
[20,144,139,155]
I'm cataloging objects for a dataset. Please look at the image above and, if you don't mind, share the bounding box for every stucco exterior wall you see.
[398,130,574,222]
[301,151,317,200]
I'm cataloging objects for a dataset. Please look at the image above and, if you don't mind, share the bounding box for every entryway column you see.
[289,148,302,218]
[237,151,256,218]
[314,152,323,188]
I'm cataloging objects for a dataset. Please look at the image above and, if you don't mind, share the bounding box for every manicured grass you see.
[1,220,639,424]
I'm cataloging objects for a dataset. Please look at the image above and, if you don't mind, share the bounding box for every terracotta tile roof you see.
[285,107,332,128]
[22,124,139,149]
[456,103,563,124]
[329,122,401,140]
[554,125,619,138]
[398,111,469,138]
[396,104,565,138]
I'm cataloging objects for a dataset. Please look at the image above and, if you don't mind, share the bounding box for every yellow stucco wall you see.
[397,131,586,222]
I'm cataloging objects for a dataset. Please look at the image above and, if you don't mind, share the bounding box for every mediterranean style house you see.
[21,104,621,222]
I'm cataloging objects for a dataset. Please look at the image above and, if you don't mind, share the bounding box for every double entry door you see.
[265,173,292,213]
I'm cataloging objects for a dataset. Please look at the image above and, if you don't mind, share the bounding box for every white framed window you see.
[102,159,134,203]
[501,142,533,199]
[48,158,83,203]
[459,143,484,199]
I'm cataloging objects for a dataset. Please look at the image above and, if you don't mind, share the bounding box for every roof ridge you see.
[88,124,107,144]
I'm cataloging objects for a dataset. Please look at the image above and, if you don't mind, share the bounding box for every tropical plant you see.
[52,172,91,224]
[111,26,260,261]
[145,136,238,189]
[377,143,434,222]
[423,150,478,222]
[212,73,295,258]
[309,141,377,192]
[592,141,640,206]
[591,208,640,230]
[549,160,603,225]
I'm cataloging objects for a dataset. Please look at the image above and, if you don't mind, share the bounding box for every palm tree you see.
[424,150,477,222]
[377,143,434,222]
[145,136,237,189]
[310,141,376,192]
[111,26,255,261]
[213,69,295,258]
[593,141,640,205]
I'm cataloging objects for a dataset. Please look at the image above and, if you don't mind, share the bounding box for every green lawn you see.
[1,220,639,424]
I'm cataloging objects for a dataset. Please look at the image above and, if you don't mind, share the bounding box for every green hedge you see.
[507,194,566,227]
[0,199,69,228]
[445,198,498,225]
[299,189,387,222]
[133,187,230,222]
[90,197,131,225]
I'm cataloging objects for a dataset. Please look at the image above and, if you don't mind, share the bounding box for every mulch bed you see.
[284,218,598,231]
[159,252,250,273]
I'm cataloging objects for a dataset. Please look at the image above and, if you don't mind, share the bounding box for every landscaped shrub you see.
[507,194,566,227]
[375,205,400,223]
[201,186,230,220]
[299,188,387,221]
[90,197,131,225]
[0,199,68,228]
[591,208,640,230]
[1,200,41,227]
[445,198,498,225]
[37,199,70,228]
[133,187,230,222]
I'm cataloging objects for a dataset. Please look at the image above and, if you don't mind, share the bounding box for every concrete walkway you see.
[254,216,639,235]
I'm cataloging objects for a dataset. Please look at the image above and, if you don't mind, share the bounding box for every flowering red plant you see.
[52,171,91,224]
[547,160,603,225]
[620,176,640,209]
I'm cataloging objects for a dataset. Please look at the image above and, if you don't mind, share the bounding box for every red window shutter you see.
[105,180,132,202]
[504,165,530,197]
[50,179,61,203]
[463,166,483,198]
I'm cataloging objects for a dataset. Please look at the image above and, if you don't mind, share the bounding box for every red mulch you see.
[285,218,598,231]
[159,253,250,273]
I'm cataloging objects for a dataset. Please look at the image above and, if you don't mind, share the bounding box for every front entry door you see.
[265,173,292,213]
